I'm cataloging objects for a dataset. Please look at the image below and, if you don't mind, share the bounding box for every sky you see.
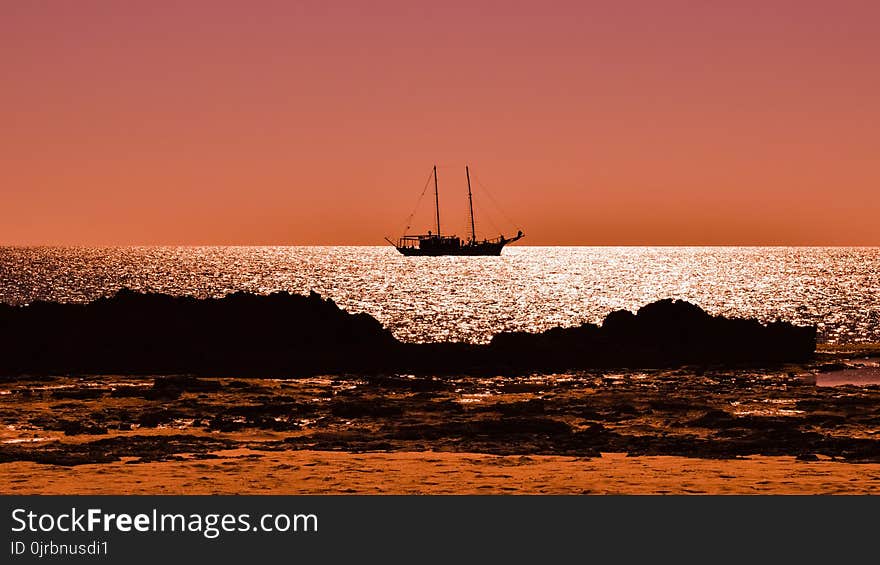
[2,1,878,245]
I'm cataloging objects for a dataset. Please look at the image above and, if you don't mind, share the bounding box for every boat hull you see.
[396,241,507,256]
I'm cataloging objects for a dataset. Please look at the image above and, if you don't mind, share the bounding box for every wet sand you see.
[3,348,880,494]
[5,449,880,495]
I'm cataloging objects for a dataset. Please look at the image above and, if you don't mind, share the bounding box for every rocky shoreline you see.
[5,290,874,477]
[0,290,816,376]
[3,354,880,467]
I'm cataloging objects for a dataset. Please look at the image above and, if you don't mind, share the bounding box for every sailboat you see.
[386,165,524,256]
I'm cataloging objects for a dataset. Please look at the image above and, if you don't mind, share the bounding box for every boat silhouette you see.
[386,165,524,256]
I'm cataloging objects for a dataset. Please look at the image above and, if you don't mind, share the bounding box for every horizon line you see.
[2,243,880,249]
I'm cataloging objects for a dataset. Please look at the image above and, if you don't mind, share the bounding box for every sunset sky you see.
[2,1,878,245]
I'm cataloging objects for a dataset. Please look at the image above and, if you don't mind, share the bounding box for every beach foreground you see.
[2,346,880,494]
[5,449,880,495]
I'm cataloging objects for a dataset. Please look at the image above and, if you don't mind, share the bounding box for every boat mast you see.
[433,165,441,236]
[466,165,476,243]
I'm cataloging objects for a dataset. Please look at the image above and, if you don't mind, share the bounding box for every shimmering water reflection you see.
[1,246,878,344]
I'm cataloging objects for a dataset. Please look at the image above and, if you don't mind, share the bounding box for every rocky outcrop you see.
[487,299,816,370]
[0,289,397,375]
[0,291,815,376]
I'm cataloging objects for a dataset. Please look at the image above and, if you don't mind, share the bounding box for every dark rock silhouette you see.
[487,298,816,370]
[0,290,815,376]
[0,289,396,376]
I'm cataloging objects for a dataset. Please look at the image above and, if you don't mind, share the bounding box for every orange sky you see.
[2,1,878,245]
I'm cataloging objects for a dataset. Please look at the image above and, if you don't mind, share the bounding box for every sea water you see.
[1,246,878,344]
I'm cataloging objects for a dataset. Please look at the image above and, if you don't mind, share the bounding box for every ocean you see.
[1,246,878,344]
